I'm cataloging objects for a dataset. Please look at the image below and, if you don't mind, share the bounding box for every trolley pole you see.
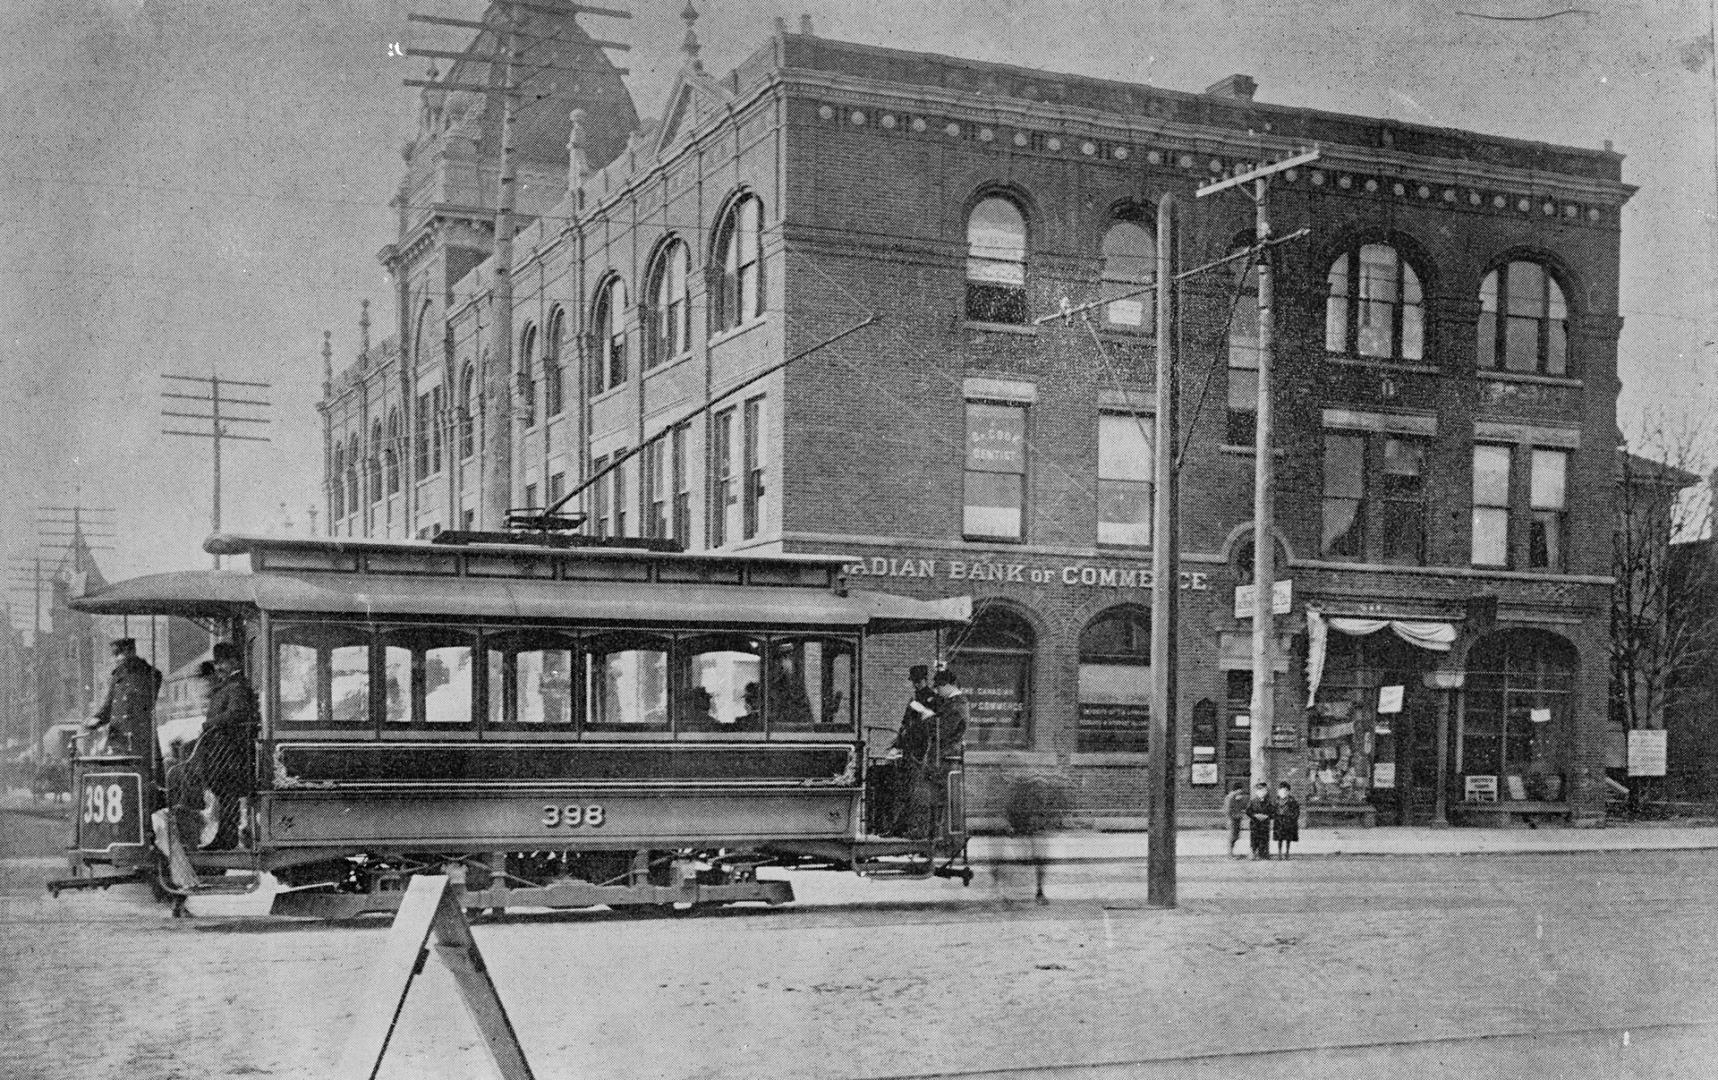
[161,373,273,567]
[1196,148,1319,793]
[1146,195,1181,908]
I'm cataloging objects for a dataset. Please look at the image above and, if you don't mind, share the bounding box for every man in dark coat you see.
[928,668,969,771]
[1273,781,1301,859]
[879,665,937,834]
[1245,781,1276,860]
[199,642,259,850]
[91,638,162,756]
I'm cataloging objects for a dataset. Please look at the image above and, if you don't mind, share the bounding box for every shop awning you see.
[1305,607,1457,705]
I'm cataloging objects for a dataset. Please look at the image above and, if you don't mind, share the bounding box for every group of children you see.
[1225,779,1301,860]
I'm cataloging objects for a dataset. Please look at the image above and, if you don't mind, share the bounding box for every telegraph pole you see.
[1197,148,1319,792]
[161,373,272,567]
[402,2,632,529]
[1147,195,1181,908]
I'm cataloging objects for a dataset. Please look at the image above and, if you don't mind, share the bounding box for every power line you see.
[160,373,273,568]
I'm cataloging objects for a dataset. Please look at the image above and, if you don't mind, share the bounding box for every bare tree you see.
[1612,415,1716,808]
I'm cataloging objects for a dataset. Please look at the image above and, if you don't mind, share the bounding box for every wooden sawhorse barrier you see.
[335,874,536,1080]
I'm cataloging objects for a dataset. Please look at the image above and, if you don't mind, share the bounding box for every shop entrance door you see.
[1222,670,1253,794]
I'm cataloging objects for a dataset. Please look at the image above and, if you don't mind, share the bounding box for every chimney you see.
[799,14,814,36]
[1204,74,1258,101]
[567,109,590,187]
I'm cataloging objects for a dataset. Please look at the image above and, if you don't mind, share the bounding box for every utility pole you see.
[1147,195,1181,908]
[401,2,631,529]
[1197,148,1319,792]
[161,373,272,567]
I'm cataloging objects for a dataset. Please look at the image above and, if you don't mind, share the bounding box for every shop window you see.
[593,276,627,394]
[964,401,1027,540]
[965,196,1028,323]
[1471,444,1512,567]
[646,240,691,368]
[1461,631,1574,800]
[1478,261,1568,375]
[381,628,477,726]
[742,395,765,540]
[275,624,371,727]
[584,631,669,730]
[1100,215,1155,331]
[711,408,735,547]
[458,363,476,460]
[545,309,566,417]
[950,605,1034,747]
[1226,252,1260,446]
[1307,634,1378,808]
[518,323,537,429]
[680,634,764,730]
[1098,413,1153,546]
[1077,606,1150,752]
[714,195,764,331]
[1325,243,1423,360]
[767,636,855,731]
[485,631,576,727]
[1528,449,1567,570]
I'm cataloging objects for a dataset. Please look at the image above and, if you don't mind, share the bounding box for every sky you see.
[1,0,1714,629]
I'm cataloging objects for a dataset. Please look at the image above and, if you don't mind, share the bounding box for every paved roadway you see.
[4,807,1717,1080]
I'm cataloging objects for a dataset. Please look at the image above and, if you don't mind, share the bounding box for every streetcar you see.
[57,531,972,916]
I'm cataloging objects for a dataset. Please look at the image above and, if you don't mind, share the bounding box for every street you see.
[3,814,1716,1080]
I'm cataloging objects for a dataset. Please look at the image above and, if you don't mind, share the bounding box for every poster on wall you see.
[1378,685,1404,714]
[1628,729,1667,777]
[1373,762,1396,788]
[1191,763,1219,785]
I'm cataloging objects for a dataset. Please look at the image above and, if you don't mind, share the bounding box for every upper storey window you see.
[1478,261,1568,376]
[965,196,1028,324]
[647,240,691,368]
[714,196,763,332]
[1101,216,1156,332]
[1326,243,1422,361]
[518,323,537,429]
[545,309,566,417]
[593,277,627,395]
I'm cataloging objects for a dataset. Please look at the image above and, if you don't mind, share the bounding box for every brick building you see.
[320,10,1634,825]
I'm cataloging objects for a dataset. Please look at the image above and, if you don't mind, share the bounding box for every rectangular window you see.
[415,393,431,479]
[1097,412,1152,546]
[643,441,666,540]
[1227,302,1260,446]
[547,471,565,508]
[1528,449,1567,570]
[671,423,690,545]
[1472,444,1512,567]
[430,387,444,474]
[1322,433,1366,559]
[523,482,538,511]
[1381,437,1428,565]
[964,401,1027,540]
[592,455,610,540]
[711,409,734,547]
[742,396,764,541]
[612,450,628,538]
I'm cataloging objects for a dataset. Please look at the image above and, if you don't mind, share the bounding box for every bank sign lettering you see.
[846,556,1212,591]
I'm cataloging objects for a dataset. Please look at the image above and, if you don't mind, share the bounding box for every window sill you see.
[1218,444,1286,457]
[962,320,1039,336]
[643,352,695,380]
[1477,369,1583,388]
[590,384,628,405]
[962,534,1027,545]
[1325,353,1441,375]
[709,317,767,349]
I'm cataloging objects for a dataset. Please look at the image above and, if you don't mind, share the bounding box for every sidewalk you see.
[970,821,1718,863]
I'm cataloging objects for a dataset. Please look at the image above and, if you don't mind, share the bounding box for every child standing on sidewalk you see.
[1245,781,1275,860]
[1224,781,1248,857]
[1273,781,1301,859]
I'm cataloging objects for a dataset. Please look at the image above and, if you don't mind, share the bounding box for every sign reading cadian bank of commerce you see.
[844,555,1214,591]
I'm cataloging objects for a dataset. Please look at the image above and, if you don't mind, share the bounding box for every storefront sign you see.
[1464,775,1499,803]
[1373,762,1396,788]
[1190,763,1219,786]
[1628,729,1667,777]
[845,556,1212,591]
[1234,579,1293,617]
[1378,686,1404,714]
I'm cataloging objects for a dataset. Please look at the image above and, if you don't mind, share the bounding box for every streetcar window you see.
[484,631,577,727]
[585,632,670,730]
[379,628,478,726]
[681,634,763,731]
[274,624,372,727]
[767,637,856,730]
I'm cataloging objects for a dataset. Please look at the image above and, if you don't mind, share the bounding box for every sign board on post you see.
[1628,729,1667,777]
[1234,579,1293,618]
[1377,686,1404,715]
[1464,775,1499,803]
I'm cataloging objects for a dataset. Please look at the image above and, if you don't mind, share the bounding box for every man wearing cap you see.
[199,641,260,849]
[877,665,938,834]
[91,638,162,756]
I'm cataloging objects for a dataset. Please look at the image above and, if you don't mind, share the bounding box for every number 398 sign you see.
[76,771,145,852]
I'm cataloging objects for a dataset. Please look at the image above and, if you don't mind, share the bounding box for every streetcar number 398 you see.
[82,783,125,825]
[541,804,605,828]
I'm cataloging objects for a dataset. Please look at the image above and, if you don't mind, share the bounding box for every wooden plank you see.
[431,897,538,1080]
[332,876,446,1080]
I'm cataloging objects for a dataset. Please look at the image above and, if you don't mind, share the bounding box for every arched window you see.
[1478,260,1568,375]
[331,443,346,520]
[458,363,476,460]
[1227,242,1261,446]
[412,302,434,367]
[344,433,359,519]
[949,604,1034,746]
[368,419,384,503]
[1326,242,1422,360]
[1100,215,1155,331]
[713,195,763,331]
[593,276,627,394]
[1078,606,1151,752]
[384,409,401,495]
[965,196,1028,324]
[545,309,566,417]
[517,323,537,429]
[646,240,691,367]
[1462,630,1576,796]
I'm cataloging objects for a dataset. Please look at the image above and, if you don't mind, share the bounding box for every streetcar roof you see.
[71,536,971,632]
